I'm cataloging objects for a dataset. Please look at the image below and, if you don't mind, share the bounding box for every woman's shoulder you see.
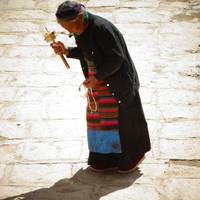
[88,12,117,33]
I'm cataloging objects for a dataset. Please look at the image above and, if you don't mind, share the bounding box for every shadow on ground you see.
[3,167,143,200]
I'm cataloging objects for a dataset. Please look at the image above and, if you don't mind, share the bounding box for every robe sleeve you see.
[66,46,82,59]
[93,25,125,80]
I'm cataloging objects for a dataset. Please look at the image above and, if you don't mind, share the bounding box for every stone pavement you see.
[0,0,200,199]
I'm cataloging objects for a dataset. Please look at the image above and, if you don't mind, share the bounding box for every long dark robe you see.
[67,12,151,167]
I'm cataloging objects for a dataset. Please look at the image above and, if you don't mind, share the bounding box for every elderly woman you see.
[51,1,151,173]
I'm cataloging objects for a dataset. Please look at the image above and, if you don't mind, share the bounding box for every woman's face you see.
[57,14,85,35]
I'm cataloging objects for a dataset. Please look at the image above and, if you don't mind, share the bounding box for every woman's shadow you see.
[3,166,143,200]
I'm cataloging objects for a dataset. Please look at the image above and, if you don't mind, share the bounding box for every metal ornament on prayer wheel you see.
[44,27,70,69]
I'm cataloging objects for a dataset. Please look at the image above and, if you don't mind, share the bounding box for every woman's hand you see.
[50,41,69,55]
[83,76,98,89]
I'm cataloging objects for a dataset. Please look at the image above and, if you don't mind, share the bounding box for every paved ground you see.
[0,0,200,199]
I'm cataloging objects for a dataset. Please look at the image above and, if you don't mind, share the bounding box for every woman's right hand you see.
[50,41,69,55]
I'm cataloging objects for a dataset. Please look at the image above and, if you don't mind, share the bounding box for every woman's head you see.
[56,1,86,35]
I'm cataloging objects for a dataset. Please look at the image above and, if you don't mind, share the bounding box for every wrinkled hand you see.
[83,76,98,89]
[50,41,69,55]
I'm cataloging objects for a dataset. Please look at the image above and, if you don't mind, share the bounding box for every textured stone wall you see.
[0,0,200,199]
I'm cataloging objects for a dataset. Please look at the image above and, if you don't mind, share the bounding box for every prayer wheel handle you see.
[44,27,70,69]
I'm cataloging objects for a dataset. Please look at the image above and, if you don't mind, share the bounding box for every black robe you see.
[67,12,151,167]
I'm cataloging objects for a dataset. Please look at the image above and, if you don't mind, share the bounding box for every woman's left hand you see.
[83,76,98,88]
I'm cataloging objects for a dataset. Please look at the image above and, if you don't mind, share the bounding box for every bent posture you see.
[51,1,151,173]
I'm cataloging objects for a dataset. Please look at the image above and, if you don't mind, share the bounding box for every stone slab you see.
[0,58,82,73]
[16,139,84,162]
[157,88,200,105]
[161,178,200,200]
[0,164,6,182]
[159,138,200,159]
[0,72,83,87]
[159,121,200,139]
[86,0,120,8]
[7,163,72,185]
[0,185,45,200]
[0,120,27,139]
[0,22,41,33]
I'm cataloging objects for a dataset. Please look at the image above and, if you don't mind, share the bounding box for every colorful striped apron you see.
[85,58,122,154]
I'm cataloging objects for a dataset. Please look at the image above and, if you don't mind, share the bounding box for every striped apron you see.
[85,58,122,154]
